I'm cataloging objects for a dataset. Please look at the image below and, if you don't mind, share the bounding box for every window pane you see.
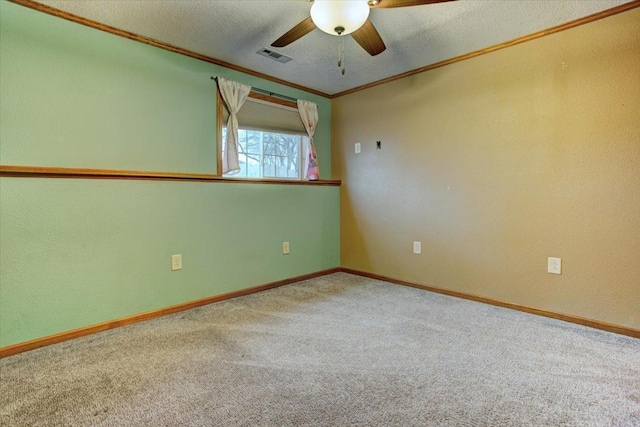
[289,137,299,159]
[263,155,276,177]
[237,130,247,154]
[237,159,247,177]
[221,127,227,155]
[223,128,302,180]
[274,156,282,178]
[247,161,260,178]
[246,132,260,154]
[275,135,284,157]
[263,133,276,155]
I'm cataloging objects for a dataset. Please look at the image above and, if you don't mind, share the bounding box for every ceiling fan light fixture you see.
[310,0,370,36]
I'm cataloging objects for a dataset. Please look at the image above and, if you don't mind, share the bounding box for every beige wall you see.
[332,9,640,329]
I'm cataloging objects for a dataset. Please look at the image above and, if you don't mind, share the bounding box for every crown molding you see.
[7,0,331,99]
[331,0,640,98]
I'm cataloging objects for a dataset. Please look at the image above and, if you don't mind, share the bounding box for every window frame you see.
[222,127,307,180]
[217,90,307,180]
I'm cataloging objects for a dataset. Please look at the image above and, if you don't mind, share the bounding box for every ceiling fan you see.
[271,0,457,57]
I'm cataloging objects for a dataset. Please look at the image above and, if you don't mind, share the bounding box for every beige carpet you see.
[1,273,639,426]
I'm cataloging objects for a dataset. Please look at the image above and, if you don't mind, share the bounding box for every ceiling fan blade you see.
[370,0,456,9]
[351,19,386,56]
[271,17,316,47]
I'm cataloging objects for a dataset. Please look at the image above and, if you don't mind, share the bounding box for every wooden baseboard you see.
[340,268,640,339]
[3,266,635,358]
[0,268,340,358]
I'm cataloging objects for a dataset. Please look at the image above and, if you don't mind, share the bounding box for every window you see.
[222,128,305,179]
[220,97,308,180]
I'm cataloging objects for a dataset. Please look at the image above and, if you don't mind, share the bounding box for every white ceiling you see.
[37,0,632,96]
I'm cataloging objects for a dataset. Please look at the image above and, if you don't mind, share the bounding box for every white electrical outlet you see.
[282,241,290,255]
[171,254,182,271]
[548,257,561,275]
[413,241,422,255]
[355,142,361,154]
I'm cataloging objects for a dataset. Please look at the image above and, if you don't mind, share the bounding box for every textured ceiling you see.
[36,0,633,96]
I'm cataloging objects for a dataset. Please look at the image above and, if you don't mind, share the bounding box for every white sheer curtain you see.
[217,77,251,175]
[297,100,319,180]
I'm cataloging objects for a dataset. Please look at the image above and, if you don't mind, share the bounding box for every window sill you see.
[0,165,341,186]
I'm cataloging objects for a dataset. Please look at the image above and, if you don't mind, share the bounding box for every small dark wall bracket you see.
[376,141,382,150]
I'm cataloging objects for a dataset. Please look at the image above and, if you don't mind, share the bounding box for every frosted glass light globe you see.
[310,0,370,36]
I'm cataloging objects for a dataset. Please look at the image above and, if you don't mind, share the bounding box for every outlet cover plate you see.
[413,241,422,255]
[171,254,182,271]
[283,241,290,255]
[548,257,561,274]
[355,142,361,154]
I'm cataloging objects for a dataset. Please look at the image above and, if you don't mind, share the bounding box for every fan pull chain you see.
[338,37,346,75]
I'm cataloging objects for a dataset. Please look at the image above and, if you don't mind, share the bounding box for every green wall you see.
[0,2,339,347]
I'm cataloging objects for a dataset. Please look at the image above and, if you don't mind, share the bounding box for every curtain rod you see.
[211,76,298,104]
